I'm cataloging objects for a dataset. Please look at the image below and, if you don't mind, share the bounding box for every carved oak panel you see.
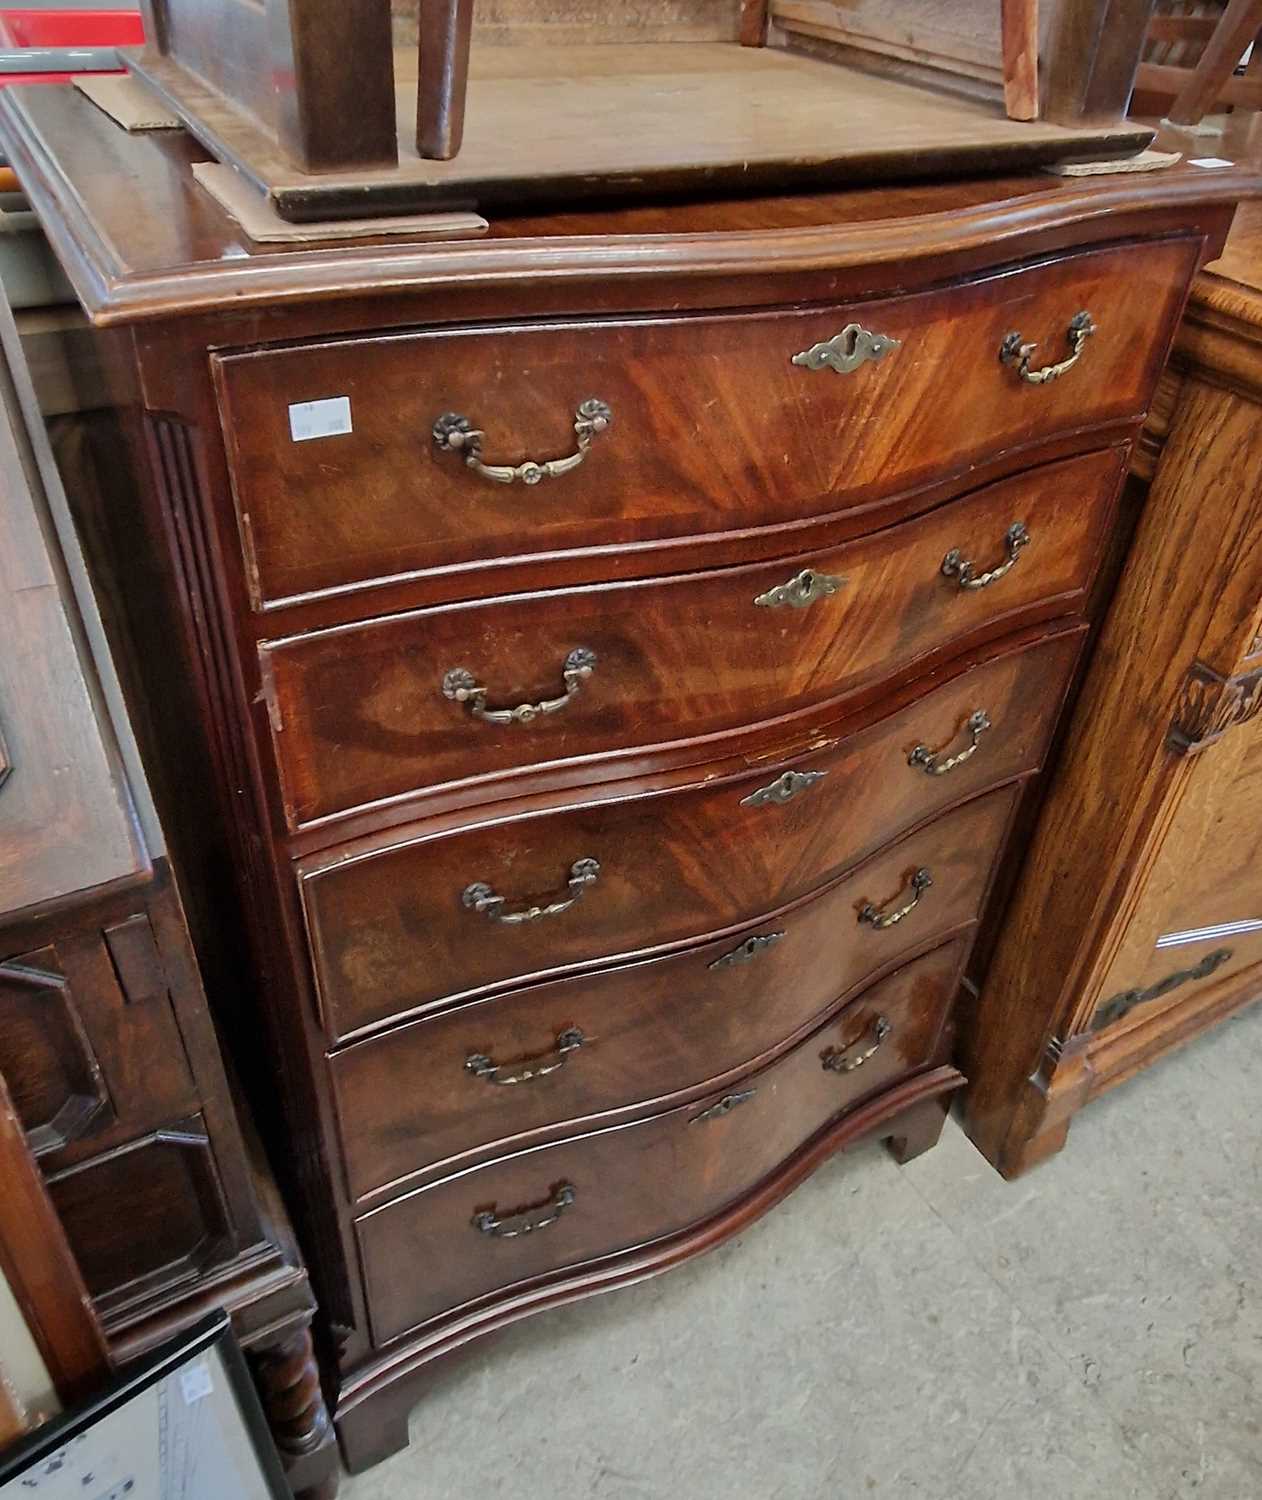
[0,947,112,1157]
[46,1118,234,1322]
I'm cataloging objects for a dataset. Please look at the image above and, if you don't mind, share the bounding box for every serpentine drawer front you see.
[330,786,1015,1196]
[29,85,1232,1466]
[263,449,1121,828]
[355,937,964,1346]
[215,238,1194,609]
[303,629,1079,1040]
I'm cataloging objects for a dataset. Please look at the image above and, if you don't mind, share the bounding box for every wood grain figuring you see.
[1002,0,1041,120]
[303,629,1080,1039]
[0,77,1236,1469]
[962,370,1262,1176]
[330,790,1013,1199]
[125,41,1153,222]
[1084,955,1262,1098]
[356,938,963,1345]
[263,451,1122,827]
[216,239,1190,609]
[1089,700,1262,1038]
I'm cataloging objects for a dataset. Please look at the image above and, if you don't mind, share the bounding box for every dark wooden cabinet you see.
[0,286,338,1497]
[1,77,1251,1477]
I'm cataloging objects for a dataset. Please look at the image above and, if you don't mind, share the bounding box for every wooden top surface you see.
[129,42,1152,222]
[2,80,1260,328]
[1209,196,1262,294]
[1141,116,1262,376]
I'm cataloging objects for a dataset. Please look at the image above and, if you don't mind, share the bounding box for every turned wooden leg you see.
[251,1326,340,1499]
[884,1094,950,1165]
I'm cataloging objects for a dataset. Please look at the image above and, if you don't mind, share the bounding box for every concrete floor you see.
[343,1002,1262,1500]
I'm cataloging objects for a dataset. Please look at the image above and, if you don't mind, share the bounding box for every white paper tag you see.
[179,1361,214,1405]
[288,396,353,442]
[1189,157,1234,169]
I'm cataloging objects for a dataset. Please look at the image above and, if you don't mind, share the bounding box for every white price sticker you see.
[288,396,353,442]
[180,1361,214,1405]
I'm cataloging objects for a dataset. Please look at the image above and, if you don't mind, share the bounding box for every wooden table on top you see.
[128,41,1153,221]
[963,120,1262,1178]
[3,77,1257,1477]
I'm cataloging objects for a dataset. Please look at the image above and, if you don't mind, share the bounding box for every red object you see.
[0,9,144,88]
[0,10,144,49]
[0,71,83,85]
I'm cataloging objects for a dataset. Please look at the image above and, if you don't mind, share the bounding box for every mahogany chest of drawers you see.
[3,80,1251,1473]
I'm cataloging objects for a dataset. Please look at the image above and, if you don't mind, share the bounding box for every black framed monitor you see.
[0,1310,288,1499]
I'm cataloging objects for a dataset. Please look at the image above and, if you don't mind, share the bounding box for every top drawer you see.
[215,238,1196,610]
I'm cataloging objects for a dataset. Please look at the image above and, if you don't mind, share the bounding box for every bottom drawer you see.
[356,936,965,1347]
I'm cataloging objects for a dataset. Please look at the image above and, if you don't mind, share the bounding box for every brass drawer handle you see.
[791,323,900,375]
[941,522,1029,590]
[472,1183,576,1239]
[859,869,933,930]
[466,1027,587,1086]
[1000,310,1095,385]
[462,858,601,925]
[708,931,785,970]
[754,568,845,609]
[909,710,992,776]
[691,1088,757,1124]
[822,1016,892,1073]
[740,769,828,808]
[433,399,612,486]
[443,647,596,726]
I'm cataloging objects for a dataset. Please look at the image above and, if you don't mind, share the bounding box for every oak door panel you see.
[266,450,1120,827]
[1088,708,1262,1039]
[355,937,964,1344]
[303,630,1079,1039]
[216,238,1193,607]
